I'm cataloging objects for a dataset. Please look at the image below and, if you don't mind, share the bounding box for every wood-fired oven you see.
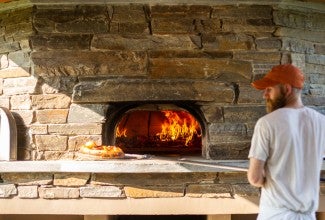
[103,102,205,156]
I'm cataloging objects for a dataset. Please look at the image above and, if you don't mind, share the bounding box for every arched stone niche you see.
[0,107,17,161]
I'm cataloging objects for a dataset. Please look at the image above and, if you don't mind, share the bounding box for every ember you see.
[115,110,202,155]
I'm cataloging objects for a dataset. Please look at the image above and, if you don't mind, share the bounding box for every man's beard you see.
[266,90,287,113]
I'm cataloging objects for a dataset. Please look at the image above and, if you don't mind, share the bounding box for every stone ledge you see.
[1,159,324,173]
[0,158,249,173]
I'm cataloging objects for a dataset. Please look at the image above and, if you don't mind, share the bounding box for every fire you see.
[156,110,201,146]
[116,127,127,138]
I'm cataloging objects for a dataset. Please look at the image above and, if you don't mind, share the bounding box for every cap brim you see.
[251,77,279,90]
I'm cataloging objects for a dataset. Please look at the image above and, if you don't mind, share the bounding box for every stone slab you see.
[72,79,234,103]
[0,159,250,173]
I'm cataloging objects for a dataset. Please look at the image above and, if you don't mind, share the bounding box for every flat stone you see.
[223,105,266,123]
[255,37,281,50]
[92,173,216,186]
[17,185,38,198]
[273,9,325,31]
[10,94,31,110]
[149,58,252,81]
[31,94,71,109]
[48,123,102,135]
[0,42,20,54]
[148,50,232,59]
[237,85,264,104]
[36,109,69,124]
[91,34,198,51]
[232,184,260,197]
[39,186,79,199]
[72,79,234,103]
[0,184,17,198]
[0,160,250,174]
[57,20,109,34]
[80,186,124,198]
[233,51,281,62]
[186,183,232,198]
[208,123,249,142]
[8,51,30,68]
[306,54,325,65]
[54,173,90,186]
[34,5,109,34]
[218,172,248,184]
[11,110,34,125]
[124,186,184,198]
[31,34,92,50]
[282,38,315,54]
[5,22,33,41]
[150,5,210,34]
[31,51,148,77]
[0,97,10,109]
[35,135,68,151]
[315,44,325,54]
[208,141,251,160]
[305,63,325,74]
[211,5,272,19]
[202,33,254,50]
[1,173,53,185]
[44,151,75,161]
[67,104,107,123]
[223,19,275,33]
[199,104,223,123]
[3,76,38,95]
[112,4,147,22]
[309,73,325,85]
[40,76,77,94]
[274,27,325,43]
[30,124,48,135]
[0,54,9,69]
[152,4,210,14]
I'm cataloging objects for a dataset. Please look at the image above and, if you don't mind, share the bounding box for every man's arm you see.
[247,157,266,187]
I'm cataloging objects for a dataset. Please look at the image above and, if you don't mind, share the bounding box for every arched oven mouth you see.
[103,101,206,157]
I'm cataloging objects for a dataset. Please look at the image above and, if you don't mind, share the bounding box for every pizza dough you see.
[79,141,125,158]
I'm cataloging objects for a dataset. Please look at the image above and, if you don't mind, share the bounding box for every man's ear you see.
[284,84,292,96]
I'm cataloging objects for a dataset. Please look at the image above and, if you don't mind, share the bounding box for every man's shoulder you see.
[305,106,325,117]
[259,108,288,120]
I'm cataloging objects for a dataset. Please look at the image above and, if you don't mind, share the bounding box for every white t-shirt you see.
[249,107,325,219]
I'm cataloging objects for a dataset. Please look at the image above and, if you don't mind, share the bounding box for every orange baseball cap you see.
[251,64,304,90]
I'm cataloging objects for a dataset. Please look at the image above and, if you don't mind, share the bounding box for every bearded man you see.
[247,64,325,220]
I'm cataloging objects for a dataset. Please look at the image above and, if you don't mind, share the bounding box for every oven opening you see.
[105,103,204,156]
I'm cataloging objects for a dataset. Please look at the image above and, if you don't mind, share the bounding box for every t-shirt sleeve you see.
[248,118,270,162]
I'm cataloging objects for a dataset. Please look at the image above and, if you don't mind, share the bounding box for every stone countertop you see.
[0,156,249,173]
[1,157,324,173]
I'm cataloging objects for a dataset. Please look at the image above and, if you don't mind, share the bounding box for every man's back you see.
[249,107,325,218]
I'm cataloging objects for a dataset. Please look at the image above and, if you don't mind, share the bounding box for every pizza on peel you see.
[79,141,125,158]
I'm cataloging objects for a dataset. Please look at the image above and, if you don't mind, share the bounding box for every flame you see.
[116,127,127,138]
[157,110,200,146]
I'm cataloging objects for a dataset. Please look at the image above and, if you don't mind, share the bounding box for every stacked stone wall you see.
[0,2,324,160]
[0,171,259,199]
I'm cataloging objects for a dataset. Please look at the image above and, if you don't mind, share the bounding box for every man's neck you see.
[285,96,304,109]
